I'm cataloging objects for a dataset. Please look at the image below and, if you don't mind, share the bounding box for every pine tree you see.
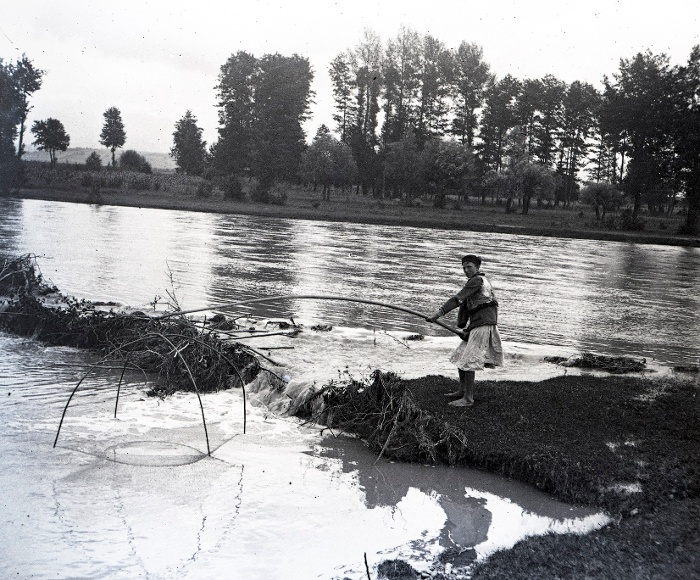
[171,111,207,176]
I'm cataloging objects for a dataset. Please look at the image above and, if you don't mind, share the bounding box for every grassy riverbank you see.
[310,371,700,578]
[10,183,700,247]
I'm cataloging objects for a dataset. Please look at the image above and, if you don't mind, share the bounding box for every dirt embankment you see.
[302,371,700,579]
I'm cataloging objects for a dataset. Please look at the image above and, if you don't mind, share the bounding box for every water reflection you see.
[313,435,604,562]
[3,198,699,365]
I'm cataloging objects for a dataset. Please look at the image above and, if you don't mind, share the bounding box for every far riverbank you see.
[10,186,700,248]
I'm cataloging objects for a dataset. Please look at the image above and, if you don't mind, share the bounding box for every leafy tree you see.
[451,42,493,147]
[674,46,700,234]
[481,170,511,204]
[171,110,207,176]
[30,118,70,168]
[0,61,21,158]
[119,149,151,173]
[99,107,126,166]
[501,127,555,213]
[422,139,476,201]
[85,151,103,170]
[10,55,44,160]
[601,51,683,218]
[300,125,357,200]
[580,182,624,220]
[382,131,422,201]
[518,163,556,213]
[0,59,23,192]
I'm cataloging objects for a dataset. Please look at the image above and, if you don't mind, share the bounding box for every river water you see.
[1,198,698,578]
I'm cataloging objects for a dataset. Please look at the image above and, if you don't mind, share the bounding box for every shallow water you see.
[0,334,608,578]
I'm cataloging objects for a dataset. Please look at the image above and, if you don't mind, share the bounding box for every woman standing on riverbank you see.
[428,254,503,407]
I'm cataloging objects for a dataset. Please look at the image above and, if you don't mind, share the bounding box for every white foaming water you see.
[0,333,610,579]
[215,315,664,419]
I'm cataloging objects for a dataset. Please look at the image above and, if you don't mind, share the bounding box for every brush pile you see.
[297,371,471,465]
[544,352,647,373]
[0,254,260,396]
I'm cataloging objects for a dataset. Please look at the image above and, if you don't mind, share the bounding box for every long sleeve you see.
[439,277,483,315]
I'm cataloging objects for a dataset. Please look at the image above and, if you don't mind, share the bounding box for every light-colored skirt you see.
[449,325,504,371]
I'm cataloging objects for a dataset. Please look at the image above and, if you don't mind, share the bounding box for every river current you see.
[1,197,698,578]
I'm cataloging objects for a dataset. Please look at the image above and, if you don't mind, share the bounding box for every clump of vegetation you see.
[119,149,152,174]
[251,182,288,205]
[85,151,103,170]
[217,174,245,200]
[544,352,647,373]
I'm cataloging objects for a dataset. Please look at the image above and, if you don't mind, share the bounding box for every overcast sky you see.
[2,0,699,154]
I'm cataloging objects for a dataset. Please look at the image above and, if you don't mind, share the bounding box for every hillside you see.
[23,147,176,171]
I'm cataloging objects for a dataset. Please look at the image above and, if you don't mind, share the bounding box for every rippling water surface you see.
[0,197,697,577]
[1,198,698,366]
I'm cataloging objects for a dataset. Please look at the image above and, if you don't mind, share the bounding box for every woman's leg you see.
[446,370,464,397]
[449,369,475,407]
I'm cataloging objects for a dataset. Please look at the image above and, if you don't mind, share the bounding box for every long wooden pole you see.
[154,294,461,337]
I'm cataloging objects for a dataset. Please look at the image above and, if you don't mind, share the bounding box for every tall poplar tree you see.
[478,75,521,173]
[415,34,453,147]
[215,51,313,189]
[253,53,314,188]
[0,58,23,191]
[0,59,21,163]
[531,75,566,167]
[451,42,492,147]
[214,51,258,176]
[329,52,356,143]
[674,46,700,234]
[381,27,422,145]
[99,107,126,167]
[556,81,600,206]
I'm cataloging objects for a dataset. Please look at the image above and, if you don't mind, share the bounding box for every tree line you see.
[320,28,700,233]
[3,31,700,235]
[171,29,697,234]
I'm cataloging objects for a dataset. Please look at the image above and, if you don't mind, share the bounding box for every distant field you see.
[23,147,176,171]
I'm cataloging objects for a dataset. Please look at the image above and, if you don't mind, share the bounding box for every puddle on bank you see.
[310,435,609,574]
